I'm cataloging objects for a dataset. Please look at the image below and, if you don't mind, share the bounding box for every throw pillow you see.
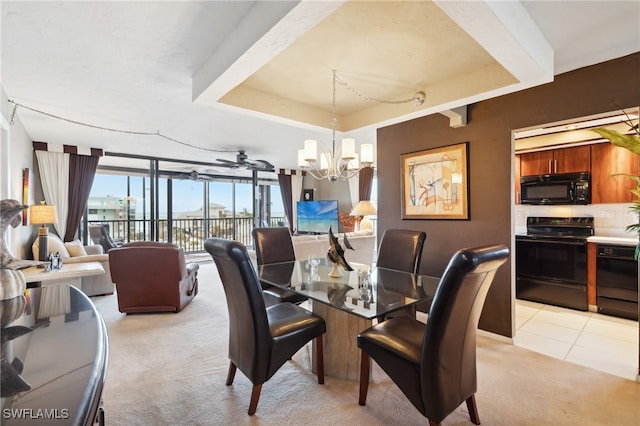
[46,235,71,259]
[65,240,88,257]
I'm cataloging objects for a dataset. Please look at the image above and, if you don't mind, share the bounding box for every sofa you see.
[291,230,377,266]
[32,234,115,296]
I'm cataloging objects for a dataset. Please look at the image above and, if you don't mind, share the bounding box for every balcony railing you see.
[85,217,286,253]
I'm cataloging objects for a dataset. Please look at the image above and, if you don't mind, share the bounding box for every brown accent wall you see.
[377,53,640,337]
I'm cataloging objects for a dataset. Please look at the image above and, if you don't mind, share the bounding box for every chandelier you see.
[298,70,426,182]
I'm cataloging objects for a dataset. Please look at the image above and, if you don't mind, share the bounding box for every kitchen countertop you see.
[588,236,639,246]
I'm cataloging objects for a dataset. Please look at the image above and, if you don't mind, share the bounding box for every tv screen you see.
[296,200,339,234]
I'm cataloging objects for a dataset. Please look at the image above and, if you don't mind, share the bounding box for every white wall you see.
[1,85,37,260]
[302,175,354,213]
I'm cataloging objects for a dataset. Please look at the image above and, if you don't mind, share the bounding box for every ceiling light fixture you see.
[298,70,425,182]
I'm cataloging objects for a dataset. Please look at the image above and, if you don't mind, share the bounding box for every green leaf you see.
[592,128,640,155]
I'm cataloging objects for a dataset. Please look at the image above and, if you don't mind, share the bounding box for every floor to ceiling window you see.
[83,155,282,252]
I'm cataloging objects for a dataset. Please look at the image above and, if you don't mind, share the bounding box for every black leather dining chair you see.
[204,237,326,416]
[376,229,426,318]
[252,227,308,305]
[357,244,509,426]
[376,228,426,274]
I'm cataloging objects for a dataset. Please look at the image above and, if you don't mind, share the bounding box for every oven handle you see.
[516,239,585,247]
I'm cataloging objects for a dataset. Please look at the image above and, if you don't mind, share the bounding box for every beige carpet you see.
[90,261,640,425]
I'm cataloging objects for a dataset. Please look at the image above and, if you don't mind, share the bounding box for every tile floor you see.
[514,299,639,381]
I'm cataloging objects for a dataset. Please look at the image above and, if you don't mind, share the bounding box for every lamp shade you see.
[30,202,57,225]
[350,200,377,216]
[360,144,374,164]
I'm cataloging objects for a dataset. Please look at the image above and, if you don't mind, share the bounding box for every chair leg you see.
[466,394,481,425]
[428,420,441,426]
[316,334,325,384]
[358,351,370,406]
[248,384,262,416]
[226,362,237,386]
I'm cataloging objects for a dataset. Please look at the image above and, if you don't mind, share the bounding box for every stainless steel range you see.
[516,217,594,310]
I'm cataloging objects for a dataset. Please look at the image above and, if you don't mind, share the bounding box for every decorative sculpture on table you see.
[327,284,353,308]
[326,226,354,277]
[1,295,33,397]
[1,200,30,301]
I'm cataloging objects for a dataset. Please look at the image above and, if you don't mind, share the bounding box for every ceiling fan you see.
[212,150,274,172]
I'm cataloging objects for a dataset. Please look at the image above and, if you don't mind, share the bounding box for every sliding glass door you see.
[85,158,282,252]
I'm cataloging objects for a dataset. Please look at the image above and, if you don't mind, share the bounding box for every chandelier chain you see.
[334,72,425,106]
[332,70,337,154]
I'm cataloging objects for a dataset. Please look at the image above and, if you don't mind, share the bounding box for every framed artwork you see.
[303,189,314,201]
[401,142,469,220]
[22,168,30,225]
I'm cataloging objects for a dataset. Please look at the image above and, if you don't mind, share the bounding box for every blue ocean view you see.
[297,217,339,233]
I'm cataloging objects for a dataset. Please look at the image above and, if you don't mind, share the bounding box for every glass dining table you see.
[258,258,441,381]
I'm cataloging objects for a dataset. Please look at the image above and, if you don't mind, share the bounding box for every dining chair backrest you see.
[252,227,296,265]
[376,229,426,273]
[204,238,272,382]
[421,244,509,421]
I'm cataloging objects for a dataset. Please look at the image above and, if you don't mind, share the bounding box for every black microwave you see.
[520,172,591,205]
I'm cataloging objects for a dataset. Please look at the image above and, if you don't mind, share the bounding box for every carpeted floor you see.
[90,261,640,425]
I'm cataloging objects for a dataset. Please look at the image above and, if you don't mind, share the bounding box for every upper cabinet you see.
[520,145,591,176]
[591,143,639,204]
[516,143,638,204]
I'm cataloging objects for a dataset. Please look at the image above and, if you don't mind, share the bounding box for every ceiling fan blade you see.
[244,159,274,170]
[215,158,237,165]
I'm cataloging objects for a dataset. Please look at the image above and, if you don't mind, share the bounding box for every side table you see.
[21,262,105,289]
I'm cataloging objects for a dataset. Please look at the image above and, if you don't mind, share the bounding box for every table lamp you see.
[30,201,57,262]
[350,201,377,232]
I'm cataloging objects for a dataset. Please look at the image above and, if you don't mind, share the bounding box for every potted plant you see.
[592,112,640,258]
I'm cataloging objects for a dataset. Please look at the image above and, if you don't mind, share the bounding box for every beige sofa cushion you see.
[32,234,71,260]
[65,239,88,257]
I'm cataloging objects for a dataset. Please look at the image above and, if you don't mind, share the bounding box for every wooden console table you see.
[21,262,105,289]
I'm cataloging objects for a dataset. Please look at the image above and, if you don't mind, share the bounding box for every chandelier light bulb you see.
[298,70,423,182]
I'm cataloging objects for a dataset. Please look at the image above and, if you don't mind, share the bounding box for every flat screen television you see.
[296,200,339,234]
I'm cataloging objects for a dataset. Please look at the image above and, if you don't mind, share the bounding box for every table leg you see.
[41,277,82,289]
[311,301,372,381]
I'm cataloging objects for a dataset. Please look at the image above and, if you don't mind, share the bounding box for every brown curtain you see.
[359,166,374,201]
[64,153,100,242]
[277,172,294,232]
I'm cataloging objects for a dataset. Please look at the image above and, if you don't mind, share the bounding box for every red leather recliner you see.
[108,242,199,314]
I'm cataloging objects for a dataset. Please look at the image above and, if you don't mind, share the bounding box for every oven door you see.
[516,237,587,284]
[516,237,588,310]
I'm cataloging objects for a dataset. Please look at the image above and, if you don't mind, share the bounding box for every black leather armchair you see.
[357,244,509,426]
[205,237,326,416]
[252,227,307,305]
[89,224,123,253]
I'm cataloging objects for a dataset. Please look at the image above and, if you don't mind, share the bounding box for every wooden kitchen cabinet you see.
[591,142,639,203]
[520,145,591,176]
[514,154,521,204]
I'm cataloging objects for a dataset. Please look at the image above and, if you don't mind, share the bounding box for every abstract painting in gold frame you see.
[401,142,469,220]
